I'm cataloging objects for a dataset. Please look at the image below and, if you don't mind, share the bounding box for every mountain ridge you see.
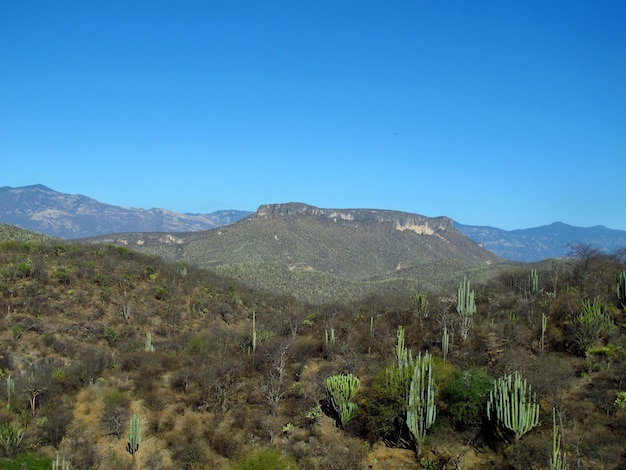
[0,184,252,238]
[2,185,625,262]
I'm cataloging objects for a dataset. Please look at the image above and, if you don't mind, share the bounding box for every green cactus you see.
[540,313,547,351]
[5,375,14,411]
[395,326,413,367]
[487,371,539,442]
[326,374,360,428]
[252,311,257,354]
[406,351,436,457]
[617,271,626,307]
[410,293,428,318]
[550,407,565,470]
[530,269,539,295]
[52,452,70,470]
[144,332,155,352]
[126,413,141,458]
[570,297,614,356]
[457,278,476,341]
[442,326,450,362]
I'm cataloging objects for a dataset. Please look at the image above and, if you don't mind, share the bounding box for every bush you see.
[443,368,493,428]
[100,388,130,439]
[233,448,298,470]
[0,452,51,470]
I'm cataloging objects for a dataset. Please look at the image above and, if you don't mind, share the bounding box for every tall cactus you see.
[144,332,155,352]
[550,406,565,470]
[617,271,626,308]
[406,351,436,457]
[5,375,14,411]
[530,269,539,295]
[126,413,141,458]
[53,453,70,470]
[487,371,539,442]
[395,326,413,367]
[326,374,360,428]
[457,278,476,341]
[442,326,450,362]
[410,293,428,319]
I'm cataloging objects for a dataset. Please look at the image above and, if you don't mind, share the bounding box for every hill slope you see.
[84,203,504,302]
[88,202,499,279]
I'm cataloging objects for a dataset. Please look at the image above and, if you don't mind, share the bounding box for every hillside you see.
[0,185,251,238]
[0,229,624,469]
[84,203,502,303]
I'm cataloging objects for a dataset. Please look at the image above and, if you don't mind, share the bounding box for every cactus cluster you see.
[407,351,436,456]
[326,374,360,428]
[487,371,539,442]
[457,278,476,340]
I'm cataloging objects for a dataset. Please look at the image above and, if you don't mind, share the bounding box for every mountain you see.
[455,221,626,262]
[88,202,500,277]
[84,202,502,304]
[0,184,252,238]
[4,185,623,263]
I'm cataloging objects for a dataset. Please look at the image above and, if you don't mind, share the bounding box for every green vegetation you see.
[326,374,360,428]
[456,277,476,340]
[0,230,624,468]
[126,413,141,458]
[487,371,540,442]
[406,351,436,456]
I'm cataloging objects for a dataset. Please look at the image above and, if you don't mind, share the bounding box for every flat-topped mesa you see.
[254,203,453,235]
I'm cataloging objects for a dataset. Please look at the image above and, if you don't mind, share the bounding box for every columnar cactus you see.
[144,332,155,352]
[487,371,539,442]
[617,271,626,307]
[550,407,565,470]
[53,453,70,470]
[457,278,476,341]
[126,413,141,457]
[411,293,428,318]
[442,326,450,362]
[326,374,360,428]
[395,326,413,367]
[406,351,436,456]
[530,269,539,295]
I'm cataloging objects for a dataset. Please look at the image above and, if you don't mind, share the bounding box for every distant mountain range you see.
[455,222,626,262]
[1,184,625,262]
[0,184,251,238]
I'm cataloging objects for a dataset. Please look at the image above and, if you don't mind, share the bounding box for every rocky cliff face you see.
[254,202,453,235]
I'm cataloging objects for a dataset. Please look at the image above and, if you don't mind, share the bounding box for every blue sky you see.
[1,1,624,230]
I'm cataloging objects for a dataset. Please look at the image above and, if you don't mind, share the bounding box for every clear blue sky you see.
[1,1,624,230]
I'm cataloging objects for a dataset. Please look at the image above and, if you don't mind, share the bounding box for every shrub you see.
[100,388,130,439]
[0,452,51,469]
[233,448,298,470]
[443,368,493,428]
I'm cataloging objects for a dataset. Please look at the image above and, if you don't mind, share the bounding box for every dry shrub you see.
[211,428,243,460]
